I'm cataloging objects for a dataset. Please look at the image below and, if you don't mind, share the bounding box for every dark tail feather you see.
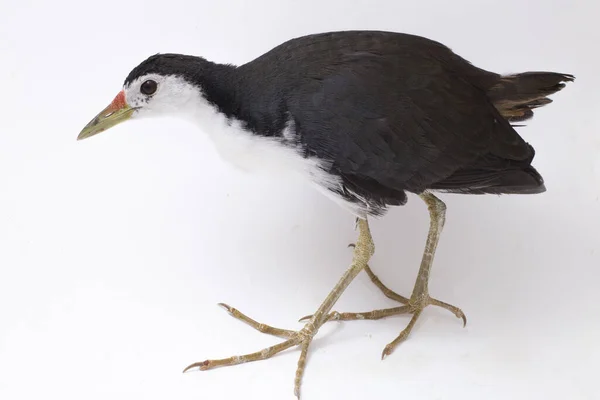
[432,166,546,195]
[432,167,546,195]
[430,147,546,195]
[488,72,574,122]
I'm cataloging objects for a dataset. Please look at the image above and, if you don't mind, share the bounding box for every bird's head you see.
[77,54,215,140]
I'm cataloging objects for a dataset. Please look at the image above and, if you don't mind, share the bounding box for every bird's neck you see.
[189,60,288,138]
[189,60,243,120]
[178,60,301,175]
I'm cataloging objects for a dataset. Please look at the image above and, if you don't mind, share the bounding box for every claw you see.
[381,346,392,360]
[217,302,233,313]
[428,298,467,327]
[299,311,342,323]
[298,315,311,323]
[182,360,210,373]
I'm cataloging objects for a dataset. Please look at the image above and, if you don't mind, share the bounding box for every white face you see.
[124,74,200,118]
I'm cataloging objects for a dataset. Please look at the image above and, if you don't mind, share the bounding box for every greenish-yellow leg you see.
[302,191,466,359]
[183,218,375,399]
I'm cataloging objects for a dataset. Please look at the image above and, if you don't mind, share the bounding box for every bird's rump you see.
[489,71,575,123]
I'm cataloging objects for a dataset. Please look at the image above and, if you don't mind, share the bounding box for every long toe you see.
[217,303,297,338]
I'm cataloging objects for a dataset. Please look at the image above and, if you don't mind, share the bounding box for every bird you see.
[77,30,574,398]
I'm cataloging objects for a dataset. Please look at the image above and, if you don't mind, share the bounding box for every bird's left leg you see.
[379,191,464,358]
[183,217,375,398]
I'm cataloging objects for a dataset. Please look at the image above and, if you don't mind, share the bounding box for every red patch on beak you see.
[108,90,127,111]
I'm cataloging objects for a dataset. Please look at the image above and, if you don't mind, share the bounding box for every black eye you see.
[140,80,157,95]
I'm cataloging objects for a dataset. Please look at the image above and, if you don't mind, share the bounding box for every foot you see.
[300,261,466,359]
[183,303,318,399]
[379,291,465,359]
[184,218,376,398]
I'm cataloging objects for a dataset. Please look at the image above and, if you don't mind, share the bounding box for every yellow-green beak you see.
[77,91,134,140]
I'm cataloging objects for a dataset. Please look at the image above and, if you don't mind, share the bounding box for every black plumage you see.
[124,31,572,216]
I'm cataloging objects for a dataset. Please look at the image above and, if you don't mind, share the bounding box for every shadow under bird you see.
[78,30,574,398]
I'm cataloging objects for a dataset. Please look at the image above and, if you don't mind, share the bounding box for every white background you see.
[0,1,598,399]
